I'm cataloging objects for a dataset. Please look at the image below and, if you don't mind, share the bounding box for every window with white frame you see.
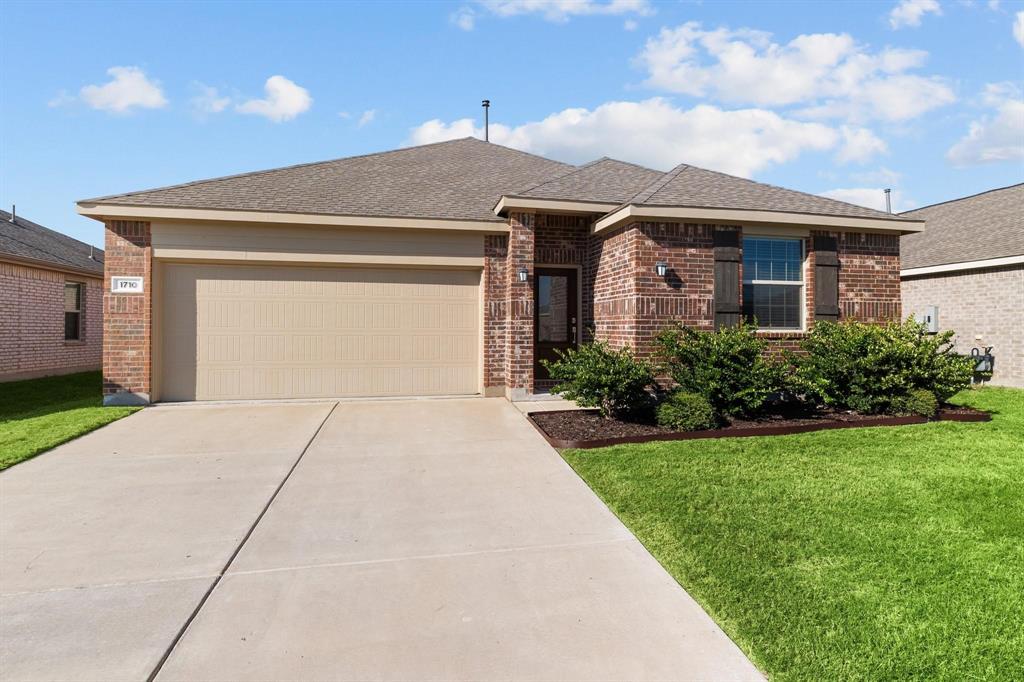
[742,237,804,330]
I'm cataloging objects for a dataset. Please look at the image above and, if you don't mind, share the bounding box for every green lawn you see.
[562,387,1024,681]
[0,371,140,470]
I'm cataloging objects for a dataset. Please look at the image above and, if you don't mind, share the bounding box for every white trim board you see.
[900,255,1024,277]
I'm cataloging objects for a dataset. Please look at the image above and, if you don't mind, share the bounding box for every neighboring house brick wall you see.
[103,220,152,403]
[0,261,102,381]
[902,265,1024,388]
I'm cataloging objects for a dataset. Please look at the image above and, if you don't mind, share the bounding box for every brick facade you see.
[102,220,152,404]
[903,265,1023,388]
[481,215,904,397]
[0,261,102,381]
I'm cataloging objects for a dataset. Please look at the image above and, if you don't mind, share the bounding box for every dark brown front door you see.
[534,268,578,384]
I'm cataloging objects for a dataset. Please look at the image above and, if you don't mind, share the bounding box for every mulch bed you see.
[528,404,991,449]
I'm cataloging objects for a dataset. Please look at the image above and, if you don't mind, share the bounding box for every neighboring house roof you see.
[0,210,104,276]
[80,138,571,224]
[900,184,1024,270]
[627,163,907,221]
[512,158,663,204]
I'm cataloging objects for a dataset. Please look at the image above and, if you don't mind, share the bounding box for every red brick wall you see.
[103,220,152,401]
[504,213,535,394]
[0,261,102,381]
[831,230,901,322]
[483,235,508,390]
[590,224,639,349]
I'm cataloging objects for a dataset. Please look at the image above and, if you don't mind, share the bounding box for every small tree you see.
[542,342,655,420]
[654,322,786,418]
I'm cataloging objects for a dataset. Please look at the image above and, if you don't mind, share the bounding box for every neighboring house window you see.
[742,237,804,330]
[64,282,82,341]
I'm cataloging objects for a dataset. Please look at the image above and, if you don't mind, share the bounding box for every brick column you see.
[103,220,152,405]
[505,212,535,399]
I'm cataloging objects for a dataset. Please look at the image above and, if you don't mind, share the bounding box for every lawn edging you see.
[528,407,991,449]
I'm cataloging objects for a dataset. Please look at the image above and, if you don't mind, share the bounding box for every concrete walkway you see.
[1,398,761,681]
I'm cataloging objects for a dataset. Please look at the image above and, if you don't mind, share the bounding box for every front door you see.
[534,268,579,385]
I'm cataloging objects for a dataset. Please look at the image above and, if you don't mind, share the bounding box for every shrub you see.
[890,388,939,418]
[794,320,973,414]
[542,341,655,420]
[657,391,718,431]
[654,322,787,418]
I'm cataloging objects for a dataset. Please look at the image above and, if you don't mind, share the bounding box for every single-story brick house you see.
[76,138,922,405]
[901,184,1023,388]
[1,209,104,382]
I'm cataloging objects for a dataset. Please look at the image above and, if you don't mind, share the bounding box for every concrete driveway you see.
[1,398,761,681]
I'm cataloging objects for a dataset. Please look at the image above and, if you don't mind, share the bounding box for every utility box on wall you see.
[922,305,939,333]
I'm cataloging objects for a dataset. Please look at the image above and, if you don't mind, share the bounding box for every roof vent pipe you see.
[482,99,490,142]
[884,188,892,214]
[8,205,14,223]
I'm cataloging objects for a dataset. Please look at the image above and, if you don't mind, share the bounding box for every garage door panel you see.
[161,264,480,401]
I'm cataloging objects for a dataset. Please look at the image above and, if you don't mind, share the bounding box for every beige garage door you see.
[159,264,480,401]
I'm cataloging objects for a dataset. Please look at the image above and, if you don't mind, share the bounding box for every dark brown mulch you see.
[530,403,990,444]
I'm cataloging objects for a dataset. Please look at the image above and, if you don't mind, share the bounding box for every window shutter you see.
[813,235,840,321]
[713,229,741,329]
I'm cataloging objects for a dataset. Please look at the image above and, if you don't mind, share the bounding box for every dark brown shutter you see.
[713,229,741,329]
[813,235,840,321]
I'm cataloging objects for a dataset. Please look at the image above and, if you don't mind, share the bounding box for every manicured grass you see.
[0,372,139,470]
[562,387,1024,681]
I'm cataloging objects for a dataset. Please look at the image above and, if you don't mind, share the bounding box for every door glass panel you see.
[537,275,569,343]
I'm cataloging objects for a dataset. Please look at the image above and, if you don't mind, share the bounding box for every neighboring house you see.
[76,138,921,405]
[1,209,104,382]
[901,184,1024,388]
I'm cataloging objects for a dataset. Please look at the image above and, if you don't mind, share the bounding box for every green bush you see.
[795,320,973,414]
[542,341,655,420]
[654,322,787,418]
[889,388,939,418]
[657,391,718,431]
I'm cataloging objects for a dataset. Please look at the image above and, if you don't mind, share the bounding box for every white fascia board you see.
[77,203,509,233]
[900,254,1024,277]
[593,204,924,235]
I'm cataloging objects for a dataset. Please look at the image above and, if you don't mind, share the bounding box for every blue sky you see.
[2,0,1022,248]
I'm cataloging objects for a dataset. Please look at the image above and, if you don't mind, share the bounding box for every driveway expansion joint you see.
[145,401,339,682]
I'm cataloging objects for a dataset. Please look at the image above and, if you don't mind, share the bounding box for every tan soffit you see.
[493,196,620,216]
[900,254,1024,278]
[593,204,925,235]
[78,203,509,233]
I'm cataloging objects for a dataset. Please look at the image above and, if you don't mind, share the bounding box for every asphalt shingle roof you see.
[82,138,572,223]
[513,158,663,204]
[900,184,1024,269]
[0,210,104,276]
[625,163,912,222]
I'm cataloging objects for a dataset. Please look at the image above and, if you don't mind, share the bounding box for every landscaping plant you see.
[890,388,940,418]
[795,320,973,414]
[656,391,718,431]
[542,341,654,420]
[654,322,786,418]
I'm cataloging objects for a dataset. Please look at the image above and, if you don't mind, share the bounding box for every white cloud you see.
[190,83,230,117]
[836,126,888,163]
[408,98,841,177]
[236,75,312,122]
[1014,11,1024,47]
[624,18,638,31]
[479,0,653,22]
[452,6,476,30]
[48,90,75,108]
[79,66,167,114]
[357,109,377,127]
[819,187,912,212]
[889,0,942,29]
[851,166,903,186]
[947,83,1024,165]
[638,22,955,122]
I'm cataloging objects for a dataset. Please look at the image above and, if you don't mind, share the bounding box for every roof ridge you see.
[80,137,572,205]
[628,163,689,205]
[509,160,603,196]
[900,182,1024,215]
[598,156,663,174]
